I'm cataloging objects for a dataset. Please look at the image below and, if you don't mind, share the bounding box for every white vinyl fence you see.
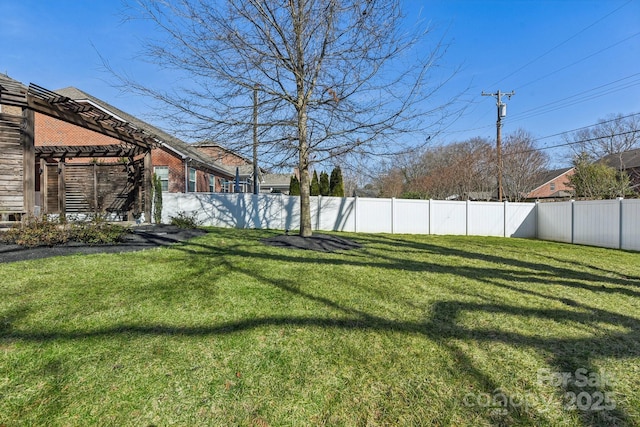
[537,198,640,251]
[161,193,640,251]
[161,193,537,238]
[161,193,640,250]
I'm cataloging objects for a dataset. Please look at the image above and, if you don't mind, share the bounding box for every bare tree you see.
[567,113,640,166]
[375,137,495,200]
[112,0,457,236]
[501,129,548,202]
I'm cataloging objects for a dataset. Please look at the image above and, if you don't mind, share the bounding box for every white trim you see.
[74,99,129,123]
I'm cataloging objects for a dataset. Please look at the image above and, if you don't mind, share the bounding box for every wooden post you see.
[93,163,98,215]
[144,151,152,223]
[58,160,66,220]
[21,108,35,218]
[40,159,48,214]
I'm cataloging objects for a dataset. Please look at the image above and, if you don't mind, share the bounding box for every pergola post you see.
[58,160,66,220]
[144,151,152,223]
[40,158,48,214]
[21,108,35,219]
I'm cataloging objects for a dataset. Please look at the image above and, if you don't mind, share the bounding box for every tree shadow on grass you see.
[2,229,639,425]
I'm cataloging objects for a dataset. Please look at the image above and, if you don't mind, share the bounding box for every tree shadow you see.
[2,229,639,425]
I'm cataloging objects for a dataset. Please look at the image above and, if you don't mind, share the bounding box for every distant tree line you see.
[368,113,640,201]
[373,129,547,202]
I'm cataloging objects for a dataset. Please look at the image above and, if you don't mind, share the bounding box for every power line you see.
[536,112,640,142]
[508,73,640,122]
[506,80,640,124]
[503,129,640,157]
[490,0,634,87]
[516,31,640,91]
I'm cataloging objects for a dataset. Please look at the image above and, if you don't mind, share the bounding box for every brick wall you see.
[195,145,250,166]
[152,147,186,193]
[36,112,120,147]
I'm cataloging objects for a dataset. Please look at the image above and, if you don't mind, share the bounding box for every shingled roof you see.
[54,87,233,177]
[599,148,640,170]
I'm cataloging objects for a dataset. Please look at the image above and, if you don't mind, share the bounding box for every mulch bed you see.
[0,226,362,264]
[261,233,362,253]
[0,224,207,264]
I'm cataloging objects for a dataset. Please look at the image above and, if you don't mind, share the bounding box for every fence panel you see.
[318,196,356,232]
[393,199,430,234]
[537,201,573,243]
[355,197,392,233]
[621,199,640,251]
[240,194,283,229]
[506,202,537,238]
[430,200,466,235]
[162,193,237,228]
[280,195,300,231]
[572,200,620,249]
[467,202,504,236]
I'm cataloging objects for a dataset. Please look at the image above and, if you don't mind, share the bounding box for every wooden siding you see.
[0,114,24,212]
[44,162,143,217]
[46,164,59,213]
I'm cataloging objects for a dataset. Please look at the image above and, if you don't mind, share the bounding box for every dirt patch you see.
[0,224,207,264]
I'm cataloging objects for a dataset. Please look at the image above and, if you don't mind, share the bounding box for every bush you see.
[2,216,68,248]
[1,216,130,248]
[69,220,129,245]
[169,211,201,229]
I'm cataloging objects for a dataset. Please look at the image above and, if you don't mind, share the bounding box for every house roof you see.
[599,148,640,170]
[193,140,252,164]
[54,87,234,177]
[262,173,291,187]
[529,167,574,192]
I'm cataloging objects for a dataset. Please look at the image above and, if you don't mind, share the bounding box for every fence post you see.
[465,199,470,236]
[391,197,396,234]
[535,200,539,239]
[428,199,433,235]
[619,197,624,250]
[354,196,358,233]
[503,200,508,238]
[317,195,322,231]
[571,199,575,244]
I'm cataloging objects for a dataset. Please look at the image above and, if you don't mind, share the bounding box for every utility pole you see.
[482,89,515,202]
[253,84,260,195]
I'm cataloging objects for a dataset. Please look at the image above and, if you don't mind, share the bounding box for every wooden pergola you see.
[0,80,157,221]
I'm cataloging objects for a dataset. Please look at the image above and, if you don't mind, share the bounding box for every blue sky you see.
[1,0,639,167]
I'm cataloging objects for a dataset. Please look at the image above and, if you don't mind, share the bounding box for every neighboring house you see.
[192,141,261,193]
[599,148,640,192]
[1,74,156,221]
[524,167,575,200]
[54,88,235,194]
[261,174,292,194]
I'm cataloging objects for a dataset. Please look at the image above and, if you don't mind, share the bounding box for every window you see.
[154,166,169,191]
[188,168,196,192]
[209,175,216,192]
[550,182,556,191]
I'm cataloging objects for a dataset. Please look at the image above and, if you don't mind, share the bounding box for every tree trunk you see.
[299,161,312,237]
[298,108,313,237]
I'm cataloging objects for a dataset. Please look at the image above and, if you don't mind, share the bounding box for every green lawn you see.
[1,228,639,426]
